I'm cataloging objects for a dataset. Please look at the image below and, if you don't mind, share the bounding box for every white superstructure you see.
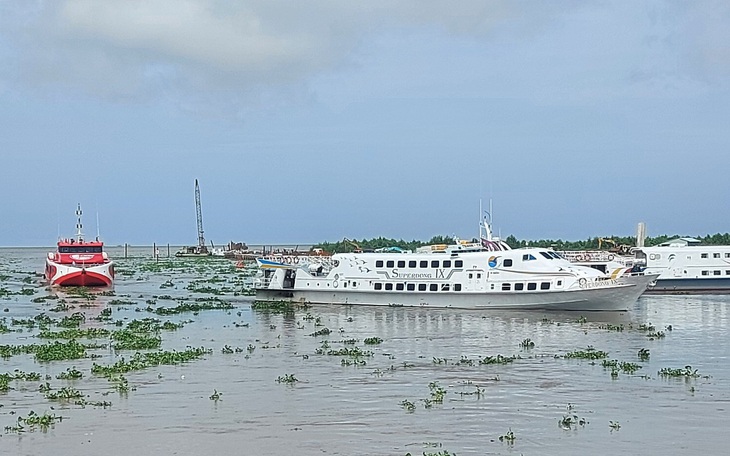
[255,242,650,311]
[634,238,730,293]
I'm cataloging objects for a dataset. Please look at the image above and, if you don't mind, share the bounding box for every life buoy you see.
[576,255,585,262]
[332,280,339,288]
[584,253,593,261]
[578,278,587,288]
[293,257,300,264]
[607,254,615,261]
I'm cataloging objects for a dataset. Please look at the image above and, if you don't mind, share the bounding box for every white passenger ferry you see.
[633,238,730,293]
[254,239,651,311]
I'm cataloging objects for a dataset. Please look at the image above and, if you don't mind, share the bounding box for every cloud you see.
[1,1,728,108]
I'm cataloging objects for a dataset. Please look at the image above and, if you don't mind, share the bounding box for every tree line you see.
[313,233,730,253]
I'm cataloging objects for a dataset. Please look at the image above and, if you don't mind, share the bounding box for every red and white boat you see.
[45,204,114,287]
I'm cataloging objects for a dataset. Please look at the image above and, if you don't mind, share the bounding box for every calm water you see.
[1,247,729,455]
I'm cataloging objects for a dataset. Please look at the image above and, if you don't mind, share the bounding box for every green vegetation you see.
[314,232,730,252]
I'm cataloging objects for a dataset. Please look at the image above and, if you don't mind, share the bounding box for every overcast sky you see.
[1,1,728,247]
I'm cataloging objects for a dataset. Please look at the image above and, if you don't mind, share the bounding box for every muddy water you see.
[1,247,729,455]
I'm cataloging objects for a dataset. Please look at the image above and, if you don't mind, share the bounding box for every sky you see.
[1,1,729,247]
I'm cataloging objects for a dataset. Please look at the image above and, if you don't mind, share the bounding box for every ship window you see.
[352,281,357,287]
[540,282,550,290]
[430,284,438,291]
[726,270,730,275]
[396,283,404,290]
[702,271,709,276]
[418,284,427,291]
[386,260,394,268]
[455,260,463,268]
[714,270,721,276]
[409,260,417,268]
[714,253,721,258]
[443,260,451,268]
[398,260,405,268]
[420,260,428,268]
[374,283,382,290]
[385,283,393,290]
[557,280,562,286]
[407,283,415,291]
[549,251,562,259]
[468,273,473,279]
[527,283,537,290]
[343,282,347,288]
[477,273,482,279]
[501,283,511,291]
[431,260,439,268]
[701,253,708,259]
[376,260,383,267]
[523,254,537,261]
[503,259,513,267]
[454,284,462,291]
[490,284,495,290]
[514,283,524,291]
[539,252,552,260]
[441,284,450,291]
[726,253,730,258]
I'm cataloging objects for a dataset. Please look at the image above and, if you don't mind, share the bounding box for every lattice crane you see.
[194,179,207,252]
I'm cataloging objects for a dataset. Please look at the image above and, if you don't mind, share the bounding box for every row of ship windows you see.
[376,259,464,269]
[700,270,730,276]
[374,253,559,270]
[372,281,559,292]
[652,253,730,260]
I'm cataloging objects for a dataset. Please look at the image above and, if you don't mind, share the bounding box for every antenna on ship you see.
[96,209,101,241]
[75,203,84,243]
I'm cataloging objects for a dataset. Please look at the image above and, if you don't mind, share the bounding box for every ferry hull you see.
[45,259,114,287]
[255,284,641,311]
[646,277,730,294]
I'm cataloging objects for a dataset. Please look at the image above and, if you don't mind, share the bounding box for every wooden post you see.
[124,243,128,258]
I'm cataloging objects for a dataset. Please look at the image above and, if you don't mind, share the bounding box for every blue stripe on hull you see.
[647,277,730,294]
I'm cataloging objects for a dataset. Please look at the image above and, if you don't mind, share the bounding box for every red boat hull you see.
[52,269,113,287]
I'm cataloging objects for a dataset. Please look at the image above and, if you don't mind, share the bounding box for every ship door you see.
[465,269,485,292]
[283,270,296,289]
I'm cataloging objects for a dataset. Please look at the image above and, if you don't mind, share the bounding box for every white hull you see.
[256,284,640,311]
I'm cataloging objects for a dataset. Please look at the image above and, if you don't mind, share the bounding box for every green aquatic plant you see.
[519,338,535,348]
[8,410,63,432]
[400,399,416,412]
[658,365,701,378]
[91,347,210,377]
[276,373,298,384]
[498,429,516,444]
[251,300,310,314]
[601,359,642,374]
[111,329,162,351]
[35,340,87,362]
[638,348,650,361]
[309,327,332,337]
[479,354,517,365]
[209,390,222,401]
[563,346,608,360]
[39,327,111,339]
[56,366,83,380]
[429,381,447,404]
[363,337,383,345]
[609,420,621,431]
[45,386,84,401]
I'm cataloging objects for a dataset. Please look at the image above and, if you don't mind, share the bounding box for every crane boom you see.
[195,179,205,249]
